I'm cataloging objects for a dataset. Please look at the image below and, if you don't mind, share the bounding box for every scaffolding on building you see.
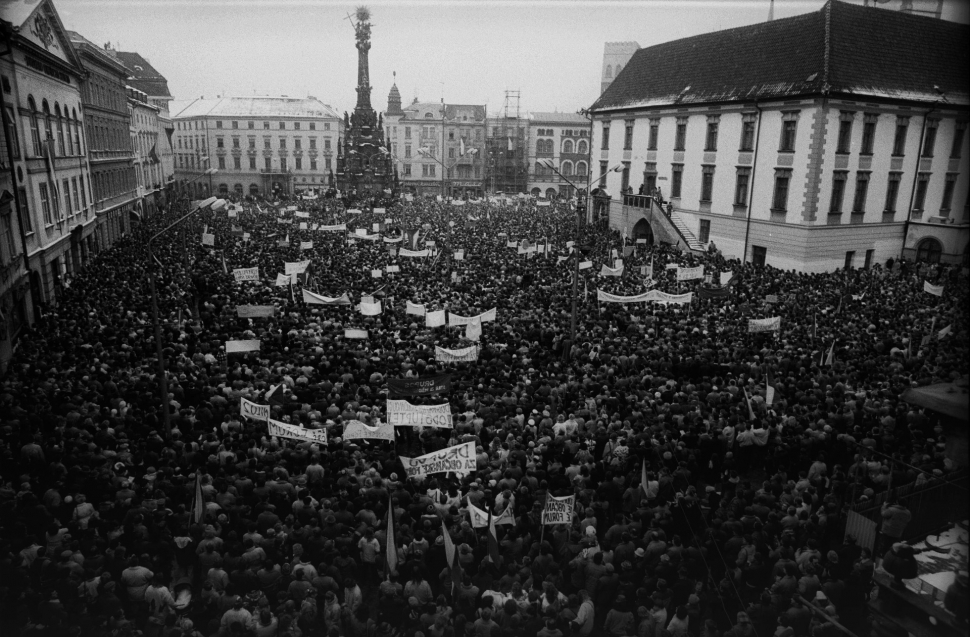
[485,90,529,195]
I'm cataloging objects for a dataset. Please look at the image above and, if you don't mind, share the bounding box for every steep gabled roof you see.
[115,51,172,98]
[67,31,129,76]
[445,104,486,122]
[592,0,969,113]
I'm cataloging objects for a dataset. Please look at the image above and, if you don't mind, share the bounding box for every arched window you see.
[575,161,588,176]
[27,96,41,156]
[218,183,229,194]
[234,184,244,195]
[54,103,66,155]
[915,238,943,263]
[577,140,588,155]
[561,160,573,176]
[605,65,613,79]
[562,139,574,154]
[249,184,260,195]
[73,109,82,154]
[616,64,623,75]
[41,100,51,149]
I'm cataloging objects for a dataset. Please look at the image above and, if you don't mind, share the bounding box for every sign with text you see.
[240,397,270,421]
[387,400,453,428]
[344,328,369,339]
[435,345,479,362]
[285,260,311,275]
[268,419,328,444]
[388,374,452,397]
[343,420,395,441]
[748,316,782,333]
[232,267,259,282]
[542,494,576,525]
[400,441,476,479]
[225,339,260,353]
[677,265,705,281]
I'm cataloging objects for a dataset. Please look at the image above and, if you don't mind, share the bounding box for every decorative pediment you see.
[13,0,82,70]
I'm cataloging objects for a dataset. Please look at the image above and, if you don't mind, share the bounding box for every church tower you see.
[335,6,396,202]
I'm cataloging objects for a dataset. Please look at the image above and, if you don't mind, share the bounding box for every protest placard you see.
[388,374,452,397]
[343,420,395,441]
[240,397,269,421]
[225,340,260,353]
[267,420,328,444]
[387,400,453,428]
[748,317,782,332]
[542,494,576,525]
[232,267,259,282]
[284,260,311,275]
[400,442,476,479]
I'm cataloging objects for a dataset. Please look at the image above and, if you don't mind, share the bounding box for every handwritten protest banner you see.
[371,269,383,278]
[400,248,430,258]
[426,310,446,327]
[542,494,576,525]
[388,374,452,397]
[285,260,311,275]
[600,264,624,277]
[406,301,427,316]
[435,345,479,362]
[236,305,276,318]
[596,289,693,305]
[275,273,290,286]
[447,308,496,326]
[300,241,313,250]
[400,442,476,479]
[386,265,401,273]
[383,235,404,243]
[923,280,944,296]
[359,301,382,316]
[232,267,259,282]
[302,290,351,305]
[295,211,310,218]
[240,397,269,421]
[318,223,347,231]
[268,419,328,444]
[677,265,705,281]
[748,317,782,333]
[299,222,308,230]
[387,400,453,428]
[343,420,395,442]
[579,261,593,270]
[225,340,260,353]
[201,233,215,246]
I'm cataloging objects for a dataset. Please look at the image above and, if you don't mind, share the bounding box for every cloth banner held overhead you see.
[923,280,944,297]
[237,305,276,318]
[579,261,593,270]
[596,289,693,305]
[285,260,311,275]
[344,328,368,339]
[359,301,382,316]
[426,310,446,327]
[435,345,479,362]
[201,233,215,246]
[677,265,705,281]
[720,271,734,285]
[233,267,260,282]
[267,419,328,444]
[371,269,383,278]
[697,286,730,300]
[600,264,624,277]
[400,441,476,479]
[467,503,515,528]
[406,301,427,316]
[318,223,347,231]
[295,211,310,218]
[240,397,270,421]
[302,290,351,305]
[299,223,308,230]
[226,340,260,353]
[542,494,576,525]
[466,320,482,342]
[400,248,430,258]
[275,273,290,287]
[383,235,404,243]
[748,316,782,333]
[387,399,453,428]
[347,208,362,214]
[343,420,395,442]
[300,241,313,250]
[388,374,453,397]
[448,308,496,326]
[386,265,401,273]
[454,250,465,260]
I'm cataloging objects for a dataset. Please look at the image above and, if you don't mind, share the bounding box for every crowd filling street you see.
[0,192,965,637]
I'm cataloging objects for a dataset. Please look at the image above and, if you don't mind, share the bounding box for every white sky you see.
[55,0,969,115]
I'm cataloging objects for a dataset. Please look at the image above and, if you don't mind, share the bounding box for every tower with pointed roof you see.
[335,6,396,200]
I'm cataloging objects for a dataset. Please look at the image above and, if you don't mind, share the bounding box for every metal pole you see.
[147,238,172,439]
[570,249,579,342]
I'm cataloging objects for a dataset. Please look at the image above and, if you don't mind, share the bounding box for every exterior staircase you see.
[670,211,708,252]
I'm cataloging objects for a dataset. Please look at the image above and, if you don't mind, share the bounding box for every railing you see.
[623,194,654,209]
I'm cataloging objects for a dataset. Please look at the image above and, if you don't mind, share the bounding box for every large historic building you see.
[335,7,395,200]
[170,96,342,198]
[68,33,138,252]
[127,85,162,218]
[528,111,591,199]
[0,0,96,326]
[590,0,968,272]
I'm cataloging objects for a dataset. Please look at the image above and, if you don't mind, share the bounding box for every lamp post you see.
[148,194,226,438]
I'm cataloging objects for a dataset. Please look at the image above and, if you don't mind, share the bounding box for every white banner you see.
[579,261,592,270]
[373,207,386,214]
[748,316,782,333]
[454,250,465,260]
[275,273,291,286]
[448,308,496,326]
[371,269,383,278]
[400,248,430,258]
[466,320,482,342]
[284,260,311,275]
[201,233,215,246]
[386,265,401,273]
[347,208,362,214]
[226,339,260,353]
[596,289,693,305]
[600,264,624,277]
[400,441,476,479]
[295,211,310,218]
[923,280,944,296]
[240,397,270,421]
[345,328,369,339]
[359,301,382,316]
[542,494,576,525]
[236,305,276,318]
[302,290,351,305]
[387,400,453,428]
[466,503,514,528]
[318,223,347,231]
[406,301,427,316]
[268,419,328,444]
[426,310,446,327]
[677,265,705,281]
[720,271,734,285]
[435,345,479,362]
[343,420,395,441]
[300,241,313,250]
[383,235,404,243]
[233,267,259,282]
[299,222,308,230]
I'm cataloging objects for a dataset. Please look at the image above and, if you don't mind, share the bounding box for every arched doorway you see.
[545,188,557,199]
[632,218,653,245]
[530,187,541,197]
[218,183,229,195]
[249,184,260,196]
[234,184,244,197]
[916,237,943,263]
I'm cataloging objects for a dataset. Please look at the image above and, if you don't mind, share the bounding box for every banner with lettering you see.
[383,235,404,243]
[400,441,476,479]
[748,316,782,333]
[542,494,576,525]
[371,269,382,278]
[426,310,446,327]
[318,223,347,231]
[285,260,311,275]
[387,399,453,428]
[454,250,465,260]
[466,503,515,528]
[240,397,270,421]
[302,290,351,305]
[268,419,328,444]
[232,267,259,282]
[435,345,479,362]
[579,261,593,270]
[406,301,427,316]
[388,374,453,397]
[677,265,705,281]
[237,305,276,318]
[447,308,496,326]
[295,211,310,218]
[343,420,395,442]
[697,286,730,300]
[226,340,261,353]
[596,289,693,305]
[299,222,308,230]
[400,248,430,258]
[386,265,401,273]
[300,241,313,250]
[275,273,291,286]
[466,320,482,342]
[347,208,362,214]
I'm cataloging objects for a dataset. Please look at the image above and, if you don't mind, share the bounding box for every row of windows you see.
[535,139,590,155]
[36,177,89,228]
[390,126,484,142]
[534,160,589,177]
[83,73,126,114]
[215,136,332,151]
[178,119,332,131]
[185,154,333,173]
[86,114,128,152]
[93,167,136,203]
[24,96,85,158]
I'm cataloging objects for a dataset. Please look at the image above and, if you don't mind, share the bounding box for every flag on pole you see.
[824,341,835,367]
[385,494,398,580]
[640,460,649,496]
[486,508,501,566]
[743,387,756,421]
[192,473,205,524]
[440,521,462,593]
[765,368,776,406]
[938,324,952,338]
[459,138,466,156]
[220,251,228,275]
[812,313,817,341]
[507,136,513,152]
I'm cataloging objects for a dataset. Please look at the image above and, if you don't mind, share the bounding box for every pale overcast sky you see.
[55,0,969,115]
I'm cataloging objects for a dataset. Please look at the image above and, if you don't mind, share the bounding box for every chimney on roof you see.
[767,0,774,21]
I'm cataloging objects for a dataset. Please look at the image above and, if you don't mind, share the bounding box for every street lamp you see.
[148,195,226,438]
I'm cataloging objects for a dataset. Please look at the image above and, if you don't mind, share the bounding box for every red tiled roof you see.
[592,0,969,113]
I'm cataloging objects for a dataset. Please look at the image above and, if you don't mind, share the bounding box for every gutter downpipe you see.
[901,102,938,260]
[741,101,763,263]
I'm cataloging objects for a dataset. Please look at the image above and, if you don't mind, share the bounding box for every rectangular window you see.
[830,171,847,213]
[62,179,71,218]
[448,147,455,159]
[941,173,957,212]
[700,165,714,202]
[294,122,301,130]
[922,119,939,157]
[951,122,966,159]
[79,179,86,210]
[884,172,901,213]
[294,138,302,150]
[621,162,631,191]
[232,121,238,129]
[248,121,254,129]
[914,172,930,211]
[643,162,657,193]
[280,158,287,171]
[837,112,854,154]
[263,121,270,129]
[218,156,226,169]
[852,172,870,212]
[295,157,302,170]
[844,251,855,270]
[734,167,751,206]
[648,119,659,150]
[740,115,756,151]
[624,120,634,150]
[599,161,609,187]
[699,219,710,244]
[39,182,53,226]
[216,121,223,129]
[780,112,799,151]
[405,127,411,139]
[405,145,411,158]
[265,157,272,170]
[309,123,315,130]
[72,178,79,215]
[0,211,14,263]
[249,157,256,170]
[248,137,256,149]
[279,138,286,149]
[232,137,240,149]
[671,164,683,198]
[601,122,610,150]
[892,118,909,155]
[19,187,32,233]
[403,163,411,176]
[861,114,877,155]
[264,138,271,149]
[752,245,766,267]
[864,249,874,269]
[324,139,331,151]
[309,138,317,150]
[310,159,317,170]
[674,119,687,151]
[772,169,792,211]
[4,107,19,159]
[279,122,285,130]
[705,117,719,152]
[233,156,241,170]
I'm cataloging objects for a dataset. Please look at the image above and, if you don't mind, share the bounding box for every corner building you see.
[590,0,968,272]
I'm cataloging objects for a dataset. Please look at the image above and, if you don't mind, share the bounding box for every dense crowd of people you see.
[0,192,965,637]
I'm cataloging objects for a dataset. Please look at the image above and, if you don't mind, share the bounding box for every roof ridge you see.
[822,0,832,94]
